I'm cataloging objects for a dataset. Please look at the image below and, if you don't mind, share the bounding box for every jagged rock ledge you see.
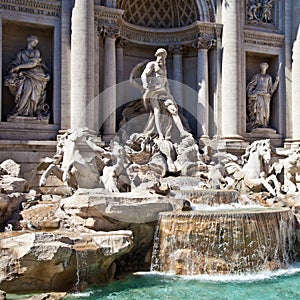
[0,230,133,293]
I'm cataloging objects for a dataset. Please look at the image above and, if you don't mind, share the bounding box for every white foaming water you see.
[136,264,300,283]
[191,202,263,211]
[70,291,93,298]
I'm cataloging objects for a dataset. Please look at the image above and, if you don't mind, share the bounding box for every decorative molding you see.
[117,0,199,29]
[117,19,222,46]
[205,0,215,23]
[244,29,284,48]
[0,0,61,17]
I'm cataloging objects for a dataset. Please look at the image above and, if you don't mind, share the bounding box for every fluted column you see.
[169,45,186,111]
[71,0,94,129]
[292,25,300,141]
[102,26,119,141]
[221,0,242,140]
[193,38,211,139]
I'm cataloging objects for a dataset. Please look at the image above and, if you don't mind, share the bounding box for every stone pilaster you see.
[70,0,94,129]
[221,0,243,140]
[168,45,186,110]
[101,25,119,141]
[192,38,212,139]
[292,26,300,142]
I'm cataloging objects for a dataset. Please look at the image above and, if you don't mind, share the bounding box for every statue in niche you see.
[138,48,191,141]
[4,35,50,121]
[246,62,279,131]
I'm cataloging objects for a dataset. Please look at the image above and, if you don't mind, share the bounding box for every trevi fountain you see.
[1,1,300,300]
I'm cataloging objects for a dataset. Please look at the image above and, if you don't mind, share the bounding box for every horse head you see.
[257,139,271,164]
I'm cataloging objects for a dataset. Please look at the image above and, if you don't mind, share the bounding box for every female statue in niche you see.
[246,62,279,131]
[4,35,50,120]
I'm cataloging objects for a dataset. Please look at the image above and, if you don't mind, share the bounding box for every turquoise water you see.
[66,265,300,300]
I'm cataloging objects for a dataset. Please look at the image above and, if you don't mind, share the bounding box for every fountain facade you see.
[1,1,300,295]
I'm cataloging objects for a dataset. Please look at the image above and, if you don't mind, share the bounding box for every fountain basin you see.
[151,207,297,275]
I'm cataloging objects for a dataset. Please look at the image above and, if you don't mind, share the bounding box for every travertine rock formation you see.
[0,230,133,292]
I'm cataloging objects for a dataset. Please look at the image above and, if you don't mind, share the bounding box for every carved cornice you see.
[94,5,124,26]
[244,29,284,48]
[0,0,60,17]
[117,19,222,46]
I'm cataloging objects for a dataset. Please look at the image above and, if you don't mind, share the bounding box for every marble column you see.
[193,39,210,139]
[292,25,300,141]
[169,45,185,111]
[284,0,293,140]
[0,17,2,122]
[70,0,94,129]
[53,26,61,126]
[60,0,72,130]
[94,26,100,131]
[102,26,119,141]
[221,0,242,140]
[116,38,127,84]
[209,25,222,138]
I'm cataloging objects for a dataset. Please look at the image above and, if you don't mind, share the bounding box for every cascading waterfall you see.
[75,249,89,291]
[151,207,297,275]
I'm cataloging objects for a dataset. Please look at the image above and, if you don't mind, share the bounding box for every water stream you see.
[75,249,89,291]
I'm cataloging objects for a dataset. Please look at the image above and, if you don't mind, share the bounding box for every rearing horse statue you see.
[225,139,281,196]
[39,128,101,189]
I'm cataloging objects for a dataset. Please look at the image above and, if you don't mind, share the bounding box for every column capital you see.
[99,25,120,39]
[116,37,128,48]
[168,45,188,55]
[192,38,216,50]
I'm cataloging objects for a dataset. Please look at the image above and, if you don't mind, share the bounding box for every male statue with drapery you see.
[4,35,50,120]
